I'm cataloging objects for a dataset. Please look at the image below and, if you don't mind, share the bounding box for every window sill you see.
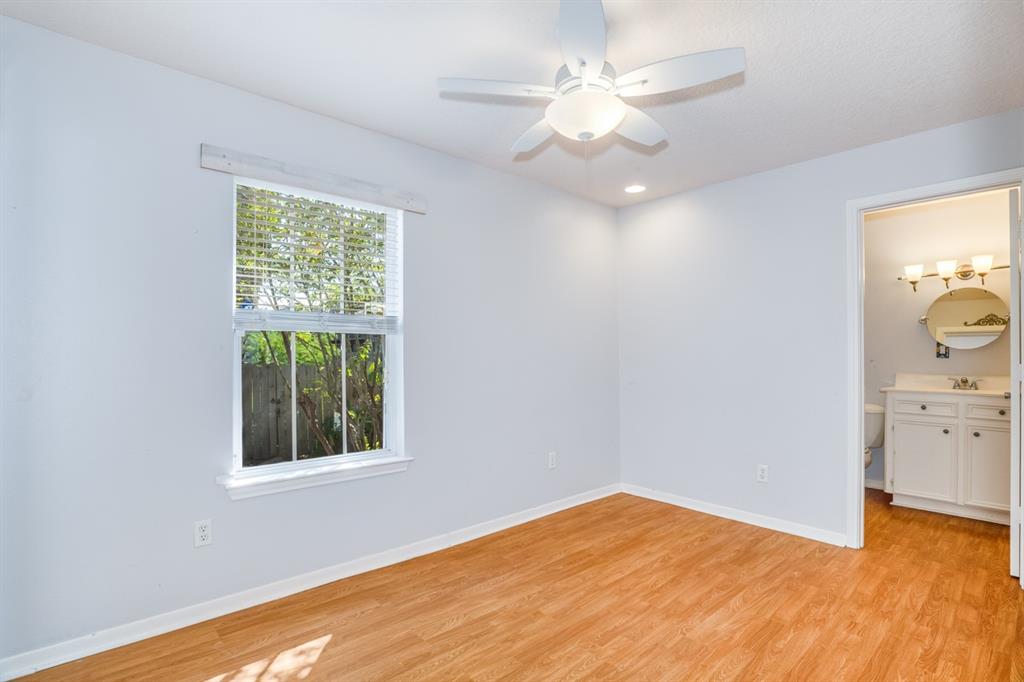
[216,452,413,500]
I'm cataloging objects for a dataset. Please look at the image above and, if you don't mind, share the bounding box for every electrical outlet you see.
[547,451,557,469]
[756,465,769,483]
[194,519,212,547]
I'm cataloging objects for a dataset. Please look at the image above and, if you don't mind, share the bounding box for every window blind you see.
[233,183,401,334]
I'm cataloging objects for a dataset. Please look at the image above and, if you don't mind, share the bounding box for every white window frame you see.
[218,177,409,500]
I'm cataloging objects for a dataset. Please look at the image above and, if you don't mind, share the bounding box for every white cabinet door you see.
[964,423,1011,511]
[893,419,957,502]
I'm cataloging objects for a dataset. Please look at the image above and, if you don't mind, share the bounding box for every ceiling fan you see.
[438,0,745,153]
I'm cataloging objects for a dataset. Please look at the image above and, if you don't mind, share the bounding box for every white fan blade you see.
[616,48,745,97]
[558,0,606,77]
[615,106,668,146]
[511,119,554,153]
[438,78,556,99]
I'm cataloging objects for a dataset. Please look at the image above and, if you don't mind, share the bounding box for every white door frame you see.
[845,168,1024,584]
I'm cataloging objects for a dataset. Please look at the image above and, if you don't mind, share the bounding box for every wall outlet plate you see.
[194,519,212,547]
[756,465,769,483]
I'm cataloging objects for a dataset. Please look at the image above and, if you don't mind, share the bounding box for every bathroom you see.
[863,187,1015,559]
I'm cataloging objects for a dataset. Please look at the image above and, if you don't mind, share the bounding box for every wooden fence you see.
[241,364,344,466]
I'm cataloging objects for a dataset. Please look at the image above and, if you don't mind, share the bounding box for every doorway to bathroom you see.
[847,169,1024,586]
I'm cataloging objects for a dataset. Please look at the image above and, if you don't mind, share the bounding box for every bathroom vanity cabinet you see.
[882,384,1010,524]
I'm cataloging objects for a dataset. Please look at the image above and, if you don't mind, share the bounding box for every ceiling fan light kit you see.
[438,0,746,153]
[546,90,626,141]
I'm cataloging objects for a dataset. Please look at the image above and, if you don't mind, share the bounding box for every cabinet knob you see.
[999,409,1006,415]
[920,404,927,410]
[942,428,949,434]
[973,431,981,437]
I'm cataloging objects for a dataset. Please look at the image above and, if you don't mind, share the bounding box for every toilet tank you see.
[864,403,885,449]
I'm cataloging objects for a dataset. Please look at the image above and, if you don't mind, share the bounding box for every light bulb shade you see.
[904,264,924,283]
[545,91,626,142]
[936,260,957,280]
[971,254,994,276]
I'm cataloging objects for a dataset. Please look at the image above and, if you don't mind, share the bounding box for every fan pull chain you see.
[584,139,591,193]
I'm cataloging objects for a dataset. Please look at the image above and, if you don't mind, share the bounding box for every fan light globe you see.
[545,90,626,142]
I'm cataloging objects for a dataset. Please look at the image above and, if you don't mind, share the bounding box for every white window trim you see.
[201,144,428,215]
[218,178,408,500]
[216,452,413,501]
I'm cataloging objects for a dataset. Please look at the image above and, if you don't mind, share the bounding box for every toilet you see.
[864,403,885,468]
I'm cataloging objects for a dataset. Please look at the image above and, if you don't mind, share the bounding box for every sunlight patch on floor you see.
[205,634,332,682]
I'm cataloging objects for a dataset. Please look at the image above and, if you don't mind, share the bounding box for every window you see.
[223,179,407,497]
[238,331,386,465]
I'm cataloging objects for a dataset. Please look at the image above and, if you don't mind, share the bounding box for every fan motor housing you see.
[554,63,617,95]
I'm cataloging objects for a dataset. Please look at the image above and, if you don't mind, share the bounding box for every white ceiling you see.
[3,1,1022,207]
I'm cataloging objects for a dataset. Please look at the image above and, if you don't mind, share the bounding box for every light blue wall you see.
[0,18,621,658]
[618,108,1024,535]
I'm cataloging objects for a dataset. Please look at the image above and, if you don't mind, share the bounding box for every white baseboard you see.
[0,484,622,680]
[620,484,847,547]
[865,478,884,490]
[891,493,1010,525]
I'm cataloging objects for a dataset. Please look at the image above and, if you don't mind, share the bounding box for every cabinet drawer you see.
[965,403,1010,421]
[894,399,957,417]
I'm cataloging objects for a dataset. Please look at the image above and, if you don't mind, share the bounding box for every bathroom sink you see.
[880,372,1010,397]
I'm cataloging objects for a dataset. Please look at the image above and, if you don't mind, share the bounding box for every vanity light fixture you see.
[898,254,1009,291]
[971,254,994,284]
[936,260,957,288]
[903,264,924,292]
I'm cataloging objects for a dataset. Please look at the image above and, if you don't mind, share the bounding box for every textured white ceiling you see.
[3,1,1022,207]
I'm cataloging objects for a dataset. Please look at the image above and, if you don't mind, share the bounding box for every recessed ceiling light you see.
[624,184,646,194]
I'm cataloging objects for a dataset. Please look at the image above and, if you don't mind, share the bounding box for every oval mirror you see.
[925,287,1009,350]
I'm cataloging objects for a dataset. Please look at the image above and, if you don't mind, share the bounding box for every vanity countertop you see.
[879,372,1011,398]
[879,385,1008,397]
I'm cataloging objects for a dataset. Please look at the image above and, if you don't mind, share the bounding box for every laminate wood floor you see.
[21,490,1024,681]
